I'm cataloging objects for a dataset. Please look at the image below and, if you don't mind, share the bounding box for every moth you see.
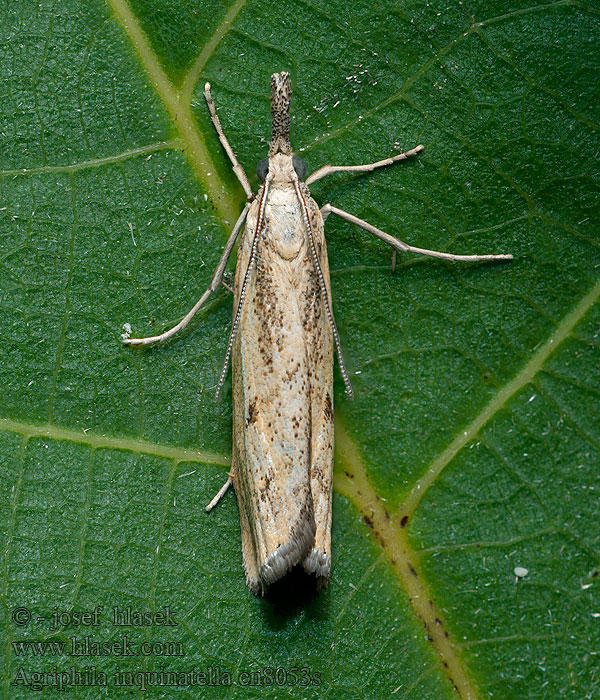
[123,72,511,594]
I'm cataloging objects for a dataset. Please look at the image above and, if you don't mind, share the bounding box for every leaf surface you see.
[0,1,599,698]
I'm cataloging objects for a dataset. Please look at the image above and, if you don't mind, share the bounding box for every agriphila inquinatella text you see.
[123,72,512,595]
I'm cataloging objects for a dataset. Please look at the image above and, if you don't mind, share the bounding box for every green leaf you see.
[1,0,598,698]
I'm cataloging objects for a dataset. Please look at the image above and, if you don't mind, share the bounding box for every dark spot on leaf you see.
[400,515,409,527]
[363,514,373,529]
[408,564,418,577]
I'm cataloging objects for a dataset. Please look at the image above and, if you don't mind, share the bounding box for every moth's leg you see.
[122,203,250,346]
[205,475,232,512]
[204,83,253,200]
[306,144,424,186]
[320,204,513,264]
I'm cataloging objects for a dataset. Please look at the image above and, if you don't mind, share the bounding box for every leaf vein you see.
[0,141,181,177]
[0,418,229,467]
[399,279,600,518]
[106,0,240,225]
[180,0,249,105]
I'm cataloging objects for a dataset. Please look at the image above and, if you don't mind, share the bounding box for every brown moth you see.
[123,72,511,595]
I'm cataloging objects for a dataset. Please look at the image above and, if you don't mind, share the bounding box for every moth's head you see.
[256,153,306,184]
[258,72,307,183]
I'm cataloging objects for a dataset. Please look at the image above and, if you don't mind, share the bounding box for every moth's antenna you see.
[216,179,271,398]
[294,180,354,401]
[269,72,292,156]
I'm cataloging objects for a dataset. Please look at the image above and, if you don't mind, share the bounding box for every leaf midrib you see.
[106,0,241,226]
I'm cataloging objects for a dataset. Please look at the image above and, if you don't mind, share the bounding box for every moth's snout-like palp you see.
[269,71,292,156]
[258,73,306,183]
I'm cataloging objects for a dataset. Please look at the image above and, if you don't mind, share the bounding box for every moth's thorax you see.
[264,185,305,261]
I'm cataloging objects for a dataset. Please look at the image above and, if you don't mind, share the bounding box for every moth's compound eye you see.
[256,158,269,181]
[293,156,307,180]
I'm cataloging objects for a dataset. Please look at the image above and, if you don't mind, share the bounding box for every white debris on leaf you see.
[514,566,528,578]
[121,323,132,341]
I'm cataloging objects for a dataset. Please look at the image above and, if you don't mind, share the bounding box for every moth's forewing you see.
[300,187,334,582]
[230,185,334,594]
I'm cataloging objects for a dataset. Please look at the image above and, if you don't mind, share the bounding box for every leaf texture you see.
[0,0,598,698]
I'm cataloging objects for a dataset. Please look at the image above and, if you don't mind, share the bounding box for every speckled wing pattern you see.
[231,182,334,594]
